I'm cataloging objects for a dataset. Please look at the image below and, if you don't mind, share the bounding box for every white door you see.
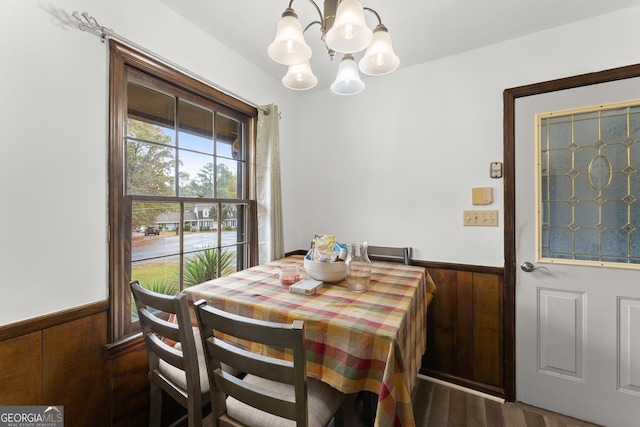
[515,78,640,427]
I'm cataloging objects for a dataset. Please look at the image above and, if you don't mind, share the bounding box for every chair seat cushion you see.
[158,328,210,393]
[226,375,344,427]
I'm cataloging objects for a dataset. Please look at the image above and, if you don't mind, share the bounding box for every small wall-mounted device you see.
[490,162,503,179]
[472,187,493,205]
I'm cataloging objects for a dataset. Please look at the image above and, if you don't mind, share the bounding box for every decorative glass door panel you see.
[536,100,640,268]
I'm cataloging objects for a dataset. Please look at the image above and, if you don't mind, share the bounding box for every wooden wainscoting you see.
[0,301,111,426]
[0,301,191,427]
[417,260,506,398]
[108,338,150,427]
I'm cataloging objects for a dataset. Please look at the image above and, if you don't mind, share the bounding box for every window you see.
[537,99,640,268]
[109,42,258,342]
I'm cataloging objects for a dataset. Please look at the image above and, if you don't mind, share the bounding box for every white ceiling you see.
[159,0,640,92]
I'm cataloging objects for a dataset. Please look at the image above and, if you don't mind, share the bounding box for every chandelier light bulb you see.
[331,54,365,95]
[358,25,399,76]
[268,9,312,65]
[325,0,373,54]
[285,40,295,53]
[282,61,318,90]
[341,24,355,39]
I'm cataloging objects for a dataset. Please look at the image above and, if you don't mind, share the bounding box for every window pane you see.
[131,256,180,295]
[574,115,599,145]
[221,204,238,235]
[600,108,627,143]
[132,202,180,260]
[126,82,177,196]
[127,82,175,145]
[217,159,239,198]
[183,247,237,288]
[180,155,214,198]
[126,139,176,196]
[131,254,180,322]
[217,114,242,159]
[178,101,213,153]
[548,120,572,149]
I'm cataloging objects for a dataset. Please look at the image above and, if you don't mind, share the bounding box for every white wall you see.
[2,1,640,325]
[285,6,640,266]
[0,0,298,325]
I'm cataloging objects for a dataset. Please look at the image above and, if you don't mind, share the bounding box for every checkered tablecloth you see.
[184,255,435,427]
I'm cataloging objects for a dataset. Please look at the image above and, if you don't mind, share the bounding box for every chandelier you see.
[268,0,399,95]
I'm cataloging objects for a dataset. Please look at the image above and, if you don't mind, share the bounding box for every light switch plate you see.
[463,210,499,226]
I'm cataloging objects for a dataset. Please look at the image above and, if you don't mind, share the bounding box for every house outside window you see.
[109,42,258,342]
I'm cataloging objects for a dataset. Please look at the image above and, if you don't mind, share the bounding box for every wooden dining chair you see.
[130,280,210,427]
[193,299,346,427]
[367,245,412,265]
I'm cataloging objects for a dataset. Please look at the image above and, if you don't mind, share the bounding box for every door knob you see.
[520,261,549,272]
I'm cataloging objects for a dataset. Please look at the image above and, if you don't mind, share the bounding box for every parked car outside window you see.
[145,226,160,236]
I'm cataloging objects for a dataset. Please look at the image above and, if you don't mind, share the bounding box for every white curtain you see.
[256,104,284,263]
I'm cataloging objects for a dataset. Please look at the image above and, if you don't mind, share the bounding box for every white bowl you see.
[303,258,346,283]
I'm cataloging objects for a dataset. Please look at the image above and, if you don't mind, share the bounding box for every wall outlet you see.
[463,210,499,226]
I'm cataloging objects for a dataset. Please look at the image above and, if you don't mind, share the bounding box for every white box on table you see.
[289,279,322,295]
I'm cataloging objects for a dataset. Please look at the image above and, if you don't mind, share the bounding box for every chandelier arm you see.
[288,0,325,28]
[363,7,383,26]
[304,0,325,27]
[303,21,322,34]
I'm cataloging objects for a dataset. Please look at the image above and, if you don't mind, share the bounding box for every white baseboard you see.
[417,374,505,404]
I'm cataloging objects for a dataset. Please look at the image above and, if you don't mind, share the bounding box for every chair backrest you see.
[130,280,206,427]
[367,245,412,265]
[194,299,310,426]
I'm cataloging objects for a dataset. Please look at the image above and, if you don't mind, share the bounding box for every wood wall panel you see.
[111,343,149,427]
[472,273,503,386]
[43,312,110,427]
[429,269,457,373]
[456,271,474,379]
[0,332,41,405]
[420,263,505,398]
[0,303,111,425]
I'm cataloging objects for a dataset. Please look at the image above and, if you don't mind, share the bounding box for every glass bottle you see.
[345,241,371,292]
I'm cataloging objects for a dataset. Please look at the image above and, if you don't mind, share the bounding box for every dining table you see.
[183,254,436,427]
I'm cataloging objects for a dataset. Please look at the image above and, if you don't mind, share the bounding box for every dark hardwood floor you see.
[189,376,602,427]
[410,377,602,427]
